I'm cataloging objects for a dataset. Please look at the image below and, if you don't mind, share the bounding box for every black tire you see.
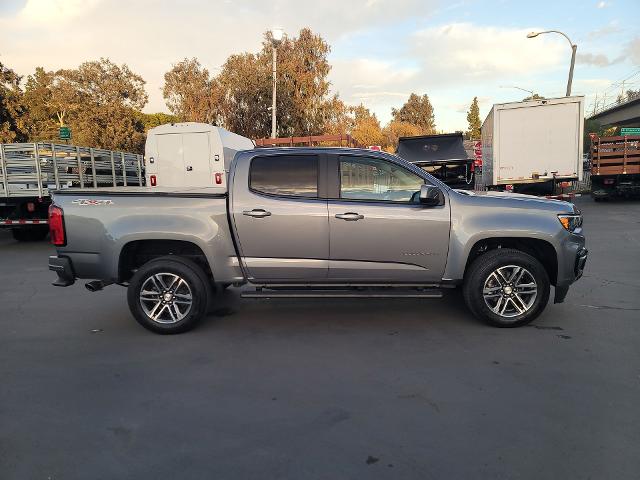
[463,248,550,327]
[127,256,211,334]
[12,226,49,242]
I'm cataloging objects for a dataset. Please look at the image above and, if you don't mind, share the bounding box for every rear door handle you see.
[335,212,364,221]
[243,209,272,218]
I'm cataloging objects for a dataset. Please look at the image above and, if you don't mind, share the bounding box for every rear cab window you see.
[250,155,318,198]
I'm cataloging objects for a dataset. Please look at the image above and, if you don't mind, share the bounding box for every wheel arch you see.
[118,239,213,283]
[462,237,558,286]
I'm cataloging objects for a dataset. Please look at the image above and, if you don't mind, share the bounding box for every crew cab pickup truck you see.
[48,147,587,334]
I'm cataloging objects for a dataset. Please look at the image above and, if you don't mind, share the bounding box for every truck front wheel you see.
[127,256,210,334]
[463,248,550,327]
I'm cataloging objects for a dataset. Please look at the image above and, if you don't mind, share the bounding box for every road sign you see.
[620,127,640,135]
[473,140,482,167]
[59,126,71,140]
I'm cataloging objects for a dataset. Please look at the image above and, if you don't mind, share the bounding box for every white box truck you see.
[145,123,254,189]
[480,96,584,194]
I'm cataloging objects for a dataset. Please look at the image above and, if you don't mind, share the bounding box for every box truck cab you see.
[144,123,254,188]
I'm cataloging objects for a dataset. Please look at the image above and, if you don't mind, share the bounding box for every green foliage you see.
[21,59,148,152]
[0,62,27,142]
[136,112,179,131]
[163,58,216,123]
[163,28,336,139]
[466,97,481,139]
[391,93,436,134]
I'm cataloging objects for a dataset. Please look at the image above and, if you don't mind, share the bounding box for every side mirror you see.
[419,184,442,206]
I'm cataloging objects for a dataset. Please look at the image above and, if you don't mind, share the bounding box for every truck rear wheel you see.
[127,256,210,334]
[463,248,550,327]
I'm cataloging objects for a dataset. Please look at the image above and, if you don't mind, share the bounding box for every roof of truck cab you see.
[244,146,393,156]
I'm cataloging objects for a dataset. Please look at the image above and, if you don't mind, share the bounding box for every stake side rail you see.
[591,135,640,176]
[0,142,144,198]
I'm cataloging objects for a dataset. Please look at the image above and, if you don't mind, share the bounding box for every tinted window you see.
[340,156,424,203]
[250,155,318,197]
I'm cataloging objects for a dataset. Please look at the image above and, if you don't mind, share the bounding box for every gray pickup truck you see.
[48,147,587,334]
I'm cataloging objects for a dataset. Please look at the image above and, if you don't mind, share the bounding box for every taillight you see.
[49,204,66,246]
[150,175,157,186]
[214,172,222,185]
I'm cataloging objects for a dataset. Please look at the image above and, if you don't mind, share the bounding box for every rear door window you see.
[250,155,318,198]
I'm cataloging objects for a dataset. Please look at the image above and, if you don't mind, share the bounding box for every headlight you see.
[558,214,583,232]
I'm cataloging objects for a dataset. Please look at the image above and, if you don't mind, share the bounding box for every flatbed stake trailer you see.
[590,134,640,200]
[0,142,144,241]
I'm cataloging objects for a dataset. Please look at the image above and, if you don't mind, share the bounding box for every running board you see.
[241,289,443,299]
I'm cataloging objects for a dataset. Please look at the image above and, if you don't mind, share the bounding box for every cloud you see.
[624,36,640,65]
[596,1,611,8]
[330,23,569,127]
[18,0,101,22]
[411,23,565,81]
[585,21,621,40]
[0,0,438,114]
[576,52,623,67]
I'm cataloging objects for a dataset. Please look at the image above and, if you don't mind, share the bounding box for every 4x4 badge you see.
[71,199,114,206]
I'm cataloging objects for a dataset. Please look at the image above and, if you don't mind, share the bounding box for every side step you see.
[241,288,443,299]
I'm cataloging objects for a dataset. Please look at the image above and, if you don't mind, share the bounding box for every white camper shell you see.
[144,123,254,189]
[480,96,584,188]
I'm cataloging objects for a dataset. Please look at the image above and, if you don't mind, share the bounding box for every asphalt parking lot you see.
[1,197,639,479]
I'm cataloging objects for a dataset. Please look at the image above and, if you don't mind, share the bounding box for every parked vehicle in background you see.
[49,147,587,334]
[0,142,143,241]
[590,134,640,200]
[145,123,253,189]
[396,133,475,189]
[478,96,584,195]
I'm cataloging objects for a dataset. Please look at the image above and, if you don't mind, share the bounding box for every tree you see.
[22,59,148,152]
[466,97,481,139]
[324,101,383,146]
[617,89,640,104]
[22,67,58,141]
[382,120,422,152]
[350,105,384,147]
[391,93,436,134]
[0,61,26,142]
[163,58,217,123]
[166,28,338,139]
[136,112,179,132]
[215,51,271,138]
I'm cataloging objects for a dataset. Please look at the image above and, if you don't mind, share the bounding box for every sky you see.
[1,0,639,132]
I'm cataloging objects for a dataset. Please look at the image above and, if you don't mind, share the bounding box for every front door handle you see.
[335,212,364,221]
[243,209,272,218]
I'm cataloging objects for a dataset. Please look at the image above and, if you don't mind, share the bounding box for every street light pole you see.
[271,45,277,139]
[527,30,577,96]
[270,28,284,139]
[567,43,577,97]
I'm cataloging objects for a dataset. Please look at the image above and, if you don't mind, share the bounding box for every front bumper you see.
[554,246,588,303]
[49,255,75,287]
[574,247,588,280]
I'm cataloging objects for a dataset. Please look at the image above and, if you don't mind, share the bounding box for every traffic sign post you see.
[59,126,71,141]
